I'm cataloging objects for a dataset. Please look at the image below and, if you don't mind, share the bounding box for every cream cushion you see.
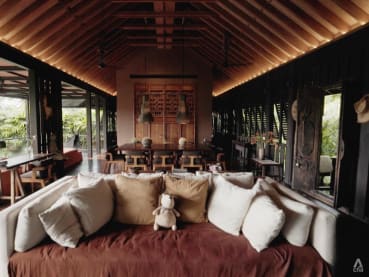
[114,175,162,225]
[38,198,83,248]
[221,172,254,188]
[242,194,285,252]
[164,175,209,223]
[65,177,113,236]
[208,175,259,236]
[264,176,338,265]
[257,178,314,246]
[14,177,78,252]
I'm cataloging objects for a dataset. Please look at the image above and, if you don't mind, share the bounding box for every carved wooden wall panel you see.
[134,83,195,144]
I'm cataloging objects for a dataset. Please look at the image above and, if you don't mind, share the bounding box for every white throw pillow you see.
[257,178,314,246]
[78,172,105,187]
[65,177,113,236]
[207,175,259,236]
[14,178,78,252]
[242,194,285,252]
[195,171,215,189]
[221,172,254,188]
[39,198,83,248]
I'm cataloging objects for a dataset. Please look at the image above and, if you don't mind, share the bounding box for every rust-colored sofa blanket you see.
[9,222,331,277]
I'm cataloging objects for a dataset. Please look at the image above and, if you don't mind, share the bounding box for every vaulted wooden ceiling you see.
[0,0,369,97]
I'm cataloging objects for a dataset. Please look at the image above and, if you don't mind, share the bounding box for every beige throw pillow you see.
[65,177,114,236]
[114,175,162,225]
[39,198,83,248]
[164,175,209,223]
[14,177,78,252]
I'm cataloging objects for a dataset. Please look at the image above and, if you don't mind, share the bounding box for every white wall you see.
[116,48,213,144]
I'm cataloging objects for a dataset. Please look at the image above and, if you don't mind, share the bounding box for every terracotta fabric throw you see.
[9,222,331,277]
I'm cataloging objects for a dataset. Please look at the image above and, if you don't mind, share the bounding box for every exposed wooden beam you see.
[0,76,27,81]
[229,0,309,52]
[274,0,334,40]
[127,42,200,47]
[121,24,207,30]
[218,1,298,57]
[112,0,217,2]
[249,0,319,47]
[333,0,369,23]
[127,35,201,40]
[0,66,25,71]
[115,11,213,18]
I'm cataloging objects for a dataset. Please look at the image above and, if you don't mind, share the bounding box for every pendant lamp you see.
[137,95,153,123]
[176,94,190,124]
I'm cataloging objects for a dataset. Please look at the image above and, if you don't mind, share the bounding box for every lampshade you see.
[137,95,153,123]
[176,94,190,124]
[0,141,6,148]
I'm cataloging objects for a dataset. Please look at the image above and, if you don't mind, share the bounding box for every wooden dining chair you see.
[20,158,54,192]
[104,147,125,174]
[152,151,175,172]
[180,151,203,171]
[124,150,149,172]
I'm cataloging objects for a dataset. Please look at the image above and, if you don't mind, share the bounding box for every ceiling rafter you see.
[218,1,299,58]
[228,0,309,53]
[204,3,288,63]
[249,0,320,47]
[1,0,369,96]
[272,0,334,41]
[25,1,100,54]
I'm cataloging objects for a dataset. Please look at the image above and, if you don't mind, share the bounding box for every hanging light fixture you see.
[176,18,190,125]
[176,94,190,124]
[137,95,153,123]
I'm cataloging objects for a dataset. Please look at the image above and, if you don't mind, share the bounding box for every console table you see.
[0,153,54,205]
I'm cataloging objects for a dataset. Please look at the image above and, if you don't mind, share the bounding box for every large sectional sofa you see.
[0,172,338,277]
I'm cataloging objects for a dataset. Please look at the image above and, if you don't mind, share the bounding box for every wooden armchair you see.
[104,147,125,174]
[152,151,175,172]
[180,151,203,171]
[20,158,54,192]
[123,150,149,172]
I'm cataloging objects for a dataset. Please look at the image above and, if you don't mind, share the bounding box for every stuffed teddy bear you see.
[152,193,180,231]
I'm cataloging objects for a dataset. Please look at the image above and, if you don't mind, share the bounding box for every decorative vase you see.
[142,137,152,148]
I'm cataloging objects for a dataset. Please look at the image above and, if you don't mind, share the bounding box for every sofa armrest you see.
[0,176,75,277]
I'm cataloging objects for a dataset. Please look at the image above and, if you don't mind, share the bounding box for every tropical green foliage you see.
[0,97,28,155]
[62,108,88,148]
[321,94,341,156]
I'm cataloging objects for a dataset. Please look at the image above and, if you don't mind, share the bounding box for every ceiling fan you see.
[222,32,249,68]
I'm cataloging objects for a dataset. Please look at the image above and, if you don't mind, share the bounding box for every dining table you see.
[0,153,54,205]
[251,157,281,178]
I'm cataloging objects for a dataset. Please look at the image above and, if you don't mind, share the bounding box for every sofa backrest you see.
[0,176,76,277]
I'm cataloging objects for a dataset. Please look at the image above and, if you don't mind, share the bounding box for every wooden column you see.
[86,91,93,158]
[354,123,369,218]
[28,69,41,153]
